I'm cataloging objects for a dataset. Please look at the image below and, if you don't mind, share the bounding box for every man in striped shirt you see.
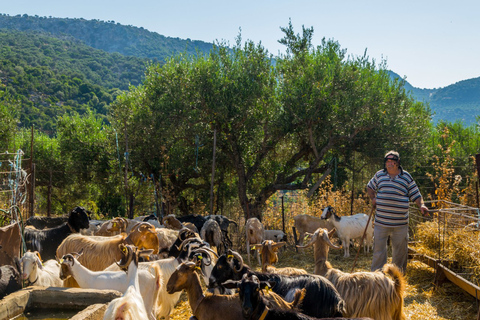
[367,150,428,273]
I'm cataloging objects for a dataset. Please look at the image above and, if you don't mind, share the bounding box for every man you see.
[367,150,428,273]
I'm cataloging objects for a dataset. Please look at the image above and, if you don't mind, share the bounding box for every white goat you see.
[320,206,373,258]
[105,237,201,320]
[59,248,161,320]
[20,251,63,287]
[264,229,287,242]
[245,217,264,265]
[103,244,153,320]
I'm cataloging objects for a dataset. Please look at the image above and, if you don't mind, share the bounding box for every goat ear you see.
[222,280,239,289]
[328,228,336,238]
[259,281,273,290]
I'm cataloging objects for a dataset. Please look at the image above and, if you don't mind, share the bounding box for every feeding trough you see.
[0,286,122,320]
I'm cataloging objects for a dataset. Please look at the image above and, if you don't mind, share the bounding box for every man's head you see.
[383,150,402,172]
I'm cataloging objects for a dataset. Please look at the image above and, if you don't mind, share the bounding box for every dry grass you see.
[167,243,479,320]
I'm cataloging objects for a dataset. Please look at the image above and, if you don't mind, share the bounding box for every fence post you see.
[475,154,480,208]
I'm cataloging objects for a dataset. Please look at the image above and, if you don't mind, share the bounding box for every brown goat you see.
[166,261,306,320]
[252,239,286,272]
[297,228,406,320]
[56,222,159,287]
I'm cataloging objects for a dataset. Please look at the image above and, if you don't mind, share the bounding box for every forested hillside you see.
[0,29,148,131]
[0,13,479,130]
[0,13,214,61]
[389,71,480,125]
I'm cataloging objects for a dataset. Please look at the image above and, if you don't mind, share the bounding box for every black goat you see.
[177,215,208,232]
[209,250,345,318]
[25,215,69,229]
[24,206,90,260]
[224,274,371,320]
[0,245,22,299]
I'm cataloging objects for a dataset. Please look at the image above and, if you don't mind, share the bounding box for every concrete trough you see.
[0,286,122,320]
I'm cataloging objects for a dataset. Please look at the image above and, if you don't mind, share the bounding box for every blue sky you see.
[2,0,479,89]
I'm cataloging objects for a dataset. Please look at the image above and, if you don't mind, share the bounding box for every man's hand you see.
[420,204,429,216]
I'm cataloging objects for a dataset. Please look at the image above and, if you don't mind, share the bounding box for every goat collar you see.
[249,300,269,320]
[258,306,269,320]
[66,222,76,233]
[27,276,38,286]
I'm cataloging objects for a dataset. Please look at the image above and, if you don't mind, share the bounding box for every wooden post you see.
[281,195,285,233]
[475,154,480,208]
[209,128,217,214]
[47,168,52,217]
[29,127,34,218]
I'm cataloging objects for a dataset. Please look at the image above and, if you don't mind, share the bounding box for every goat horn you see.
[230,250,244,272]
[193,249,212,266]
[322,230,341,249]
[296,232,318,248]
[194,246,218,258]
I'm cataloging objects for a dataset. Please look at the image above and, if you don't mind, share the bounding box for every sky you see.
[1,0,479,89]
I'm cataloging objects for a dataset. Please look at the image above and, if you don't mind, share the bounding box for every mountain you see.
[389,71,480,125]
[1,13,479,128]
[0,13,214,61]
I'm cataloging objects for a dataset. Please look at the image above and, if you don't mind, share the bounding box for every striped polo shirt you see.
[367,169,421,226]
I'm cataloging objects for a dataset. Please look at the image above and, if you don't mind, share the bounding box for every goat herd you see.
[0,205,406,320]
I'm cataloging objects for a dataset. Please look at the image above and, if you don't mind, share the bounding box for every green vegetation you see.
[0,15,479,220]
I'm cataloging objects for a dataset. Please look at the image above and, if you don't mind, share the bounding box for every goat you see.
[294,214,334,252]
[224,273,369,320]
[59,248,161,319]
[155,227,179,257]
[0,245,22,299]
[297,227,405,320]
[205,215,238,249]
[94,217,129,236]
[20,251,62,287]
[25,215,68,229]
[166,261,306,320]
[106,236,205,320]
[24,206,90,260]
[246,217,265,265]
[200,219,225,255]
[163,214,199,233]
[56,222,159,287]
[252,239,286,272]
[320,206,373,258]
[0,222,21,267]
[103,244,154,320]
[208,249,345,318]
[177,214,207,232]
[264,229,287,242]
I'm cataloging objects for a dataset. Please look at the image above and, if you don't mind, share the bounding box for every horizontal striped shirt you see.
[367,169,421,227]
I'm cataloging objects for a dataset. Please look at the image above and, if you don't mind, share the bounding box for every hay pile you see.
[412,220,480,284]
[167,243,478,320]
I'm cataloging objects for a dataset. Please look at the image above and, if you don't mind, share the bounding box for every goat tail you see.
[383,264,406,320]
[291,288,306,311]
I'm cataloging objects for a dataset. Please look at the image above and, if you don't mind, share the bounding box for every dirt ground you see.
[167,244,479,320]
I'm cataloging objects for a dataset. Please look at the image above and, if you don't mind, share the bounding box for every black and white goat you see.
[24,206,90,260]
[208,249,345,318]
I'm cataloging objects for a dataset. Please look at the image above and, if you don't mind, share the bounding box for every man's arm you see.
[414,196,429,215]
[367,187,376,207]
